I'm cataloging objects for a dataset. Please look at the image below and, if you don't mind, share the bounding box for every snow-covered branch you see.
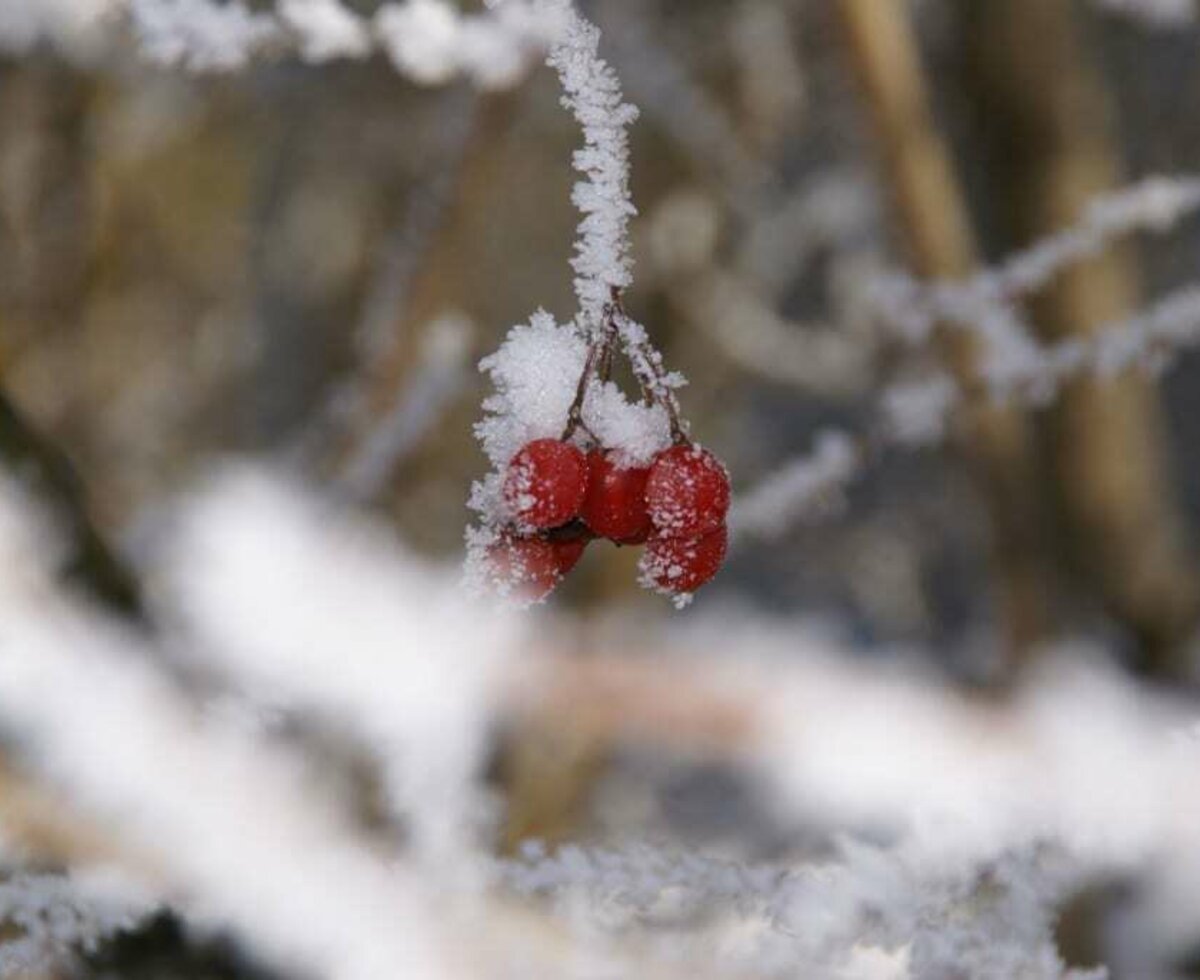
[545,0,640,324]
[874,175,1200,391]
[739,176,1200,538]
[1,465,1200,974]
[1091,0,1196,27]
[120,0,561,82]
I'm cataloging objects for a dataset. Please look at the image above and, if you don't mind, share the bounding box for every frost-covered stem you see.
[546,0,640,325]
[560,337,603,443]
[561,290,685,445]
[611,297,686,444]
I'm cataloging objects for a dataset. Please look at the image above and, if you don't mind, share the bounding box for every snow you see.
[582,381,672,468]
[0,0,116,56]
[113,0,557,81]
[474,311,589,472]
[277,0,369,62]
[0,871,156,975]
[126,0,280,70]
[3,468,1200,975]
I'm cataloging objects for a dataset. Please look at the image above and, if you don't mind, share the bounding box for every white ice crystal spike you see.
[546,0,640,324]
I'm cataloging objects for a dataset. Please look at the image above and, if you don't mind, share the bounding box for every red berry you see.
[640,525,728,595]
[617,524,651,546]
[483,536,557,601]
[484,532,590,602]
[580,451,652,543]
[551,534,589,575]
[645,445,730,537]
[503,439,588,529]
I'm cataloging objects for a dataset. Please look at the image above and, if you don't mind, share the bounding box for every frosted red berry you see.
[580,451,652,543]
[645,445,730,537]
[484,536,562,602]
[550,534,590,576]
[640,524,728,595]
[503,438,588,529]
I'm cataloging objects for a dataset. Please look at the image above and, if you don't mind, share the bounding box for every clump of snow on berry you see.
[472,309,676,481]
[474,310,587,473]
[581,380,671,466]
[546,1,640,323]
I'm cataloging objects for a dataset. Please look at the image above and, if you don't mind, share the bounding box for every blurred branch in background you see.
[965,0,1200,675]
[836,0,1054,667]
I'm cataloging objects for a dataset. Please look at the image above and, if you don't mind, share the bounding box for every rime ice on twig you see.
[493,840,1096,980]
[546,0,640,325]
[874,176,1200,383]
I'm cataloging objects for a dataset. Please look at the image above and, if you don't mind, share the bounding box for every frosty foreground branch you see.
[3,471,1200,973]
[129,0,561,81]
[13,0,562,83]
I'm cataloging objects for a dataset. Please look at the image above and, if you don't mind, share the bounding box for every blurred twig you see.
[837,0,1054,665]
[965,0,1200,674]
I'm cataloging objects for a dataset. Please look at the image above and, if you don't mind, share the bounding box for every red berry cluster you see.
[486,437,730,602]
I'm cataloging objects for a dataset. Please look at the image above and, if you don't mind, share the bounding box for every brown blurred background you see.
[6,0,1200,678]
